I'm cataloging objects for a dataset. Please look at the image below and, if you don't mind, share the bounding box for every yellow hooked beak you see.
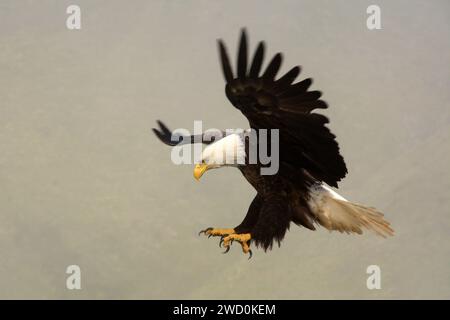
[194,163,210,181]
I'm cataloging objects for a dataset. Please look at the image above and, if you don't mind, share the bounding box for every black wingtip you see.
[274,66,301,88]
[240,28,248,45]
[152,128,163,141]
[249,41,265,79]
[156,120,170,133]
[239,28,248,45]
[217,39,234,82]
[263,52,283,80]
[237,29,248,78]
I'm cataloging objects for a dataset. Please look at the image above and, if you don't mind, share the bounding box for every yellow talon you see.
[207,228,235,237]
[199,227,235,237]
[199,228,253,258]
[222,233,252,256]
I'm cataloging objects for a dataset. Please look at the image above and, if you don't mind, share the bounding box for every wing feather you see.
[278,78,313,97]
[218,40,234,82]
[218,30,347,185]
[274,66,301,88]
[262,53,282,80]
[237,29,248,78]
[249,42,265,78]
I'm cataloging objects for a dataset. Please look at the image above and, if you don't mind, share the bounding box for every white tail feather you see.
[307,184,394,237]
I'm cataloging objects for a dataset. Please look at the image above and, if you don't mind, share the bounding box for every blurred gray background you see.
[0,0,449,299]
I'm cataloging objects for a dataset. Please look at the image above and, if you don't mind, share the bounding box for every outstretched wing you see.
[152,120,221,146]
[218,29,347,187]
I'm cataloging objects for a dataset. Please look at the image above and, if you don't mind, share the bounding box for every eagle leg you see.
[222,233,252,259]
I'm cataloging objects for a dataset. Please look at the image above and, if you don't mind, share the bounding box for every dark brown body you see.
[235,163,318,250]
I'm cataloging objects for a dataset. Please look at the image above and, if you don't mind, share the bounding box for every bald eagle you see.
[153,30,394,258]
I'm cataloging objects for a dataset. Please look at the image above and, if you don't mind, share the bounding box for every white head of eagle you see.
[194,133,246,180]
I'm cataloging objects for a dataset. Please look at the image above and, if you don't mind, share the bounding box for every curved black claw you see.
[248,249,253,260]
[222,245,231,254]
[219,236,225,248]
[198,227,213,236]
[152,120,182,146]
